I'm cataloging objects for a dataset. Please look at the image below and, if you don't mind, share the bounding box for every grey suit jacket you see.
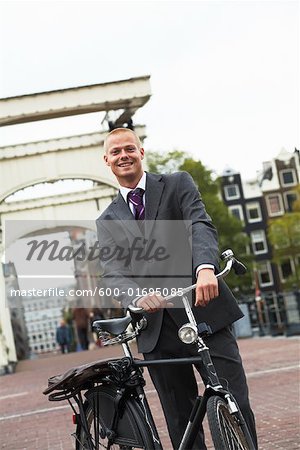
[96,171,243,353]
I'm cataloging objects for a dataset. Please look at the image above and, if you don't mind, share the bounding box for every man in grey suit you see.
[96,128,257,449]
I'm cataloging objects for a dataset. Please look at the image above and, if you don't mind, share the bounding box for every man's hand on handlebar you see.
[135,295,174,313]
[195,268,219,307]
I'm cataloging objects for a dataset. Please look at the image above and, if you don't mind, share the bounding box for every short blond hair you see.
[104,127,142,153]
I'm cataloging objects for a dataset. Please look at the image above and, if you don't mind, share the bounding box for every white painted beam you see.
[0,126,146,202]
[0,126,146,160]
[0,76,151,126]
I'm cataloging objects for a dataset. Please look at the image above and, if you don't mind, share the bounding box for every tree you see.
[268,212,300,289]
[291,184,300,212]
[146,150,187,174]
[146,150,253,294]
[268,183,300,289]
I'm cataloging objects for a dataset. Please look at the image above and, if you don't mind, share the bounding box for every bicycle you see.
[43,249,255,450]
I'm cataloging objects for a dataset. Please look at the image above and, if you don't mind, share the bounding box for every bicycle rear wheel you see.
[76,385,156,450]
[207,395,252,450]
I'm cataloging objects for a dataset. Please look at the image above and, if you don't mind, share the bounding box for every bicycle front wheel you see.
[76,385,156,450]
[207,395,252,450]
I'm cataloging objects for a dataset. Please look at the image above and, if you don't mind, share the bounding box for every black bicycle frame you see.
[133,350,235,450]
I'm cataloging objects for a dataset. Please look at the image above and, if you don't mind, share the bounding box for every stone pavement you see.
[0,336,299,450]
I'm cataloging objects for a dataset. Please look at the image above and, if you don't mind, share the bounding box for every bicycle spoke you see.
[218,405,249,449]
[207,396,250,450]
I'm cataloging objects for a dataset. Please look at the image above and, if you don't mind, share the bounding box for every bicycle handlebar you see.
[128,249,247,313]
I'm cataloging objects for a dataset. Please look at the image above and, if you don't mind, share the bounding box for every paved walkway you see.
[0,336,299,449]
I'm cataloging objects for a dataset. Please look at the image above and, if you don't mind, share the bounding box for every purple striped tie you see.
[128,188,145,220]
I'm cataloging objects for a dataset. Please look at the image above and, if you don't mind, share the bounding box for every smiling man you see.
[103,128,144,188]
[97,127,257,450]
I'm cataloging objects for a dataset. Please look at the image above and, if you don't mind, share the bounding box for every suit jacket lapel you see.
[111,193,143,238]
[144,173,164,239]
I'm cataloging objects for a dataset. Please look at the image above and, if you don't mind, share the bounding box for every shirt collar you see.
[119,172,147,203]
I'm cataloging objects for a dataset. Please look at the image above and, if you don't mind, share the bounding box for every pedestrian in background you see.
[90,308,105,347]
[56,319,71,354]
[72,307,90,351]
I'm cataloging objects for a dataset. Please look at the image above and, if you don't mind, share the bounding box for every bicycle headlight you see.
[178,323,198,344]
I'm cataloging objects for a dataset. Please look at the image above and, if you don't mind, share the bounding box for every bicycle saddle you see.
[92,315,132,335]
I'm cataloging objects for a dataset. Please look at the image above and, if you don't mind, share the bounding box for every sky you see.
[0,0,299,183]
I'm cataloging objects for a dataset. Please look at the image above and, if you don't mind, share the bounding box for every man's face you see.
[104,131,144,186]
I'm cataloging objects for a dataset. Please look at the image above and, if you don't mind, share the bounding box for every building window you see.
[284,192,298,212]
[257,261,273,287]
[224,184,240,200]
[279,169,297,187]
[266,194,284,216]
[228,205,244,221]
[278,257,295,282]
[246,202,262,223]
[251,230,268,254]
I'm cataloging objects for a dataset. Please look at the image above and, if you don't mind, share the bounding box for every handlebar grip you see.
[128,304,144,314]
[232,258,247,275]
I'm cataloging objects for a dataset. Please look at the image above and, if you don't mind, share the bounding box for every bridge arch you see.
[1,175,117,204]
[0,76,151,369]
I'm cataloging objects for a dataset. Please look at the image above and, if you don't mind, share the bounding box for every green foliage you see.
[291,184,300,212]
[146,150,187,174]
[146,150,253,294]
[268,213,300,255]
[180,158,219,196]
[268,212,300,288]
